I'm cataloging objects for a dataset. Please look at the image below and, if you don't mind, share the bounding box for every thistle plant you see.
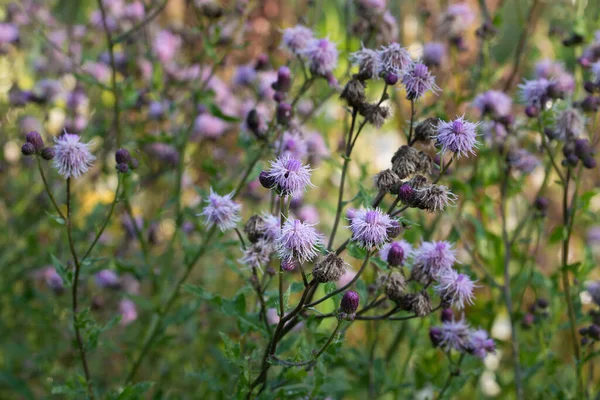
[4,0,600,399]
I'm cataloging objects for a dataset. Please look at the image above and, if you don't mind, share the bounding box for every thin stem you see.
[436,354,465,400]
[407,100,416,144]
[66,178,95,399]
[36,157,66,220]
[234,228,247,250]
[82,176,122,260]
[113,0,168,44]
[278,195,286,317]
[537,116,566,182]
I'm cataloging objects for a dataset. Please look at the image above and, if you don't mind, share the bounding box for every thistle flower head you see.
[402,62,440,100]
[299,38,338,76]
[199,188,242,231]
[239,239,274,270]
[468,329,496,358]
[434,269,477,309]
[377,42,412,76]
[435,116,480,159]
[53,132,96,178]
[422,42,446,68]
[119,299,138,326]
[374,169,401,193]
[507,148,540,174]
[519,78,551,107]
[95,269,120,289]
[261,213,281,242]
[414,184,457,213]
[379,240,412,266]
[472,90,513,118]
[267,155,314,198]
[276,217,322,263]
[438,317,471,352]
[555,108,585,140]
[412,241,457,282]
[282,25,314,54]
[313,252,346,282]
[384,272,407,302]
[350,47,382,80]
[280,129,308,160]
[348,208,392,249]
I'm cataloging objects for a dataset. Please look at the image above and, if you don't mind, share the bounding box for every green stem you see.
[36,157,66,220]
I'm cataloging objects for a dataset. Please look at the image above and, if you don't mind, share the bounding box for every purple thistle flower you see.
[232,64,257,87]
[276,217,322,263]
[402,62,440,100]
[43,267,63,292]
[435,116,480,159]
[267,155,314,198]
[198,188,241,231]
[299,38,339,76]
[53,132,96,178]
[413,241,457,277]
[350,47,382,80]
[439,317,471,352]
[519,78,551,107]
[282,25,314,54]
[422,42,446,68]
[279,130,308,160]
[468,329,496,359]
[306,131,330,165]
[507,148,540,174]
[434,269,476,310]
[472,90,513,118]
[349,208,392,249]
[379,240,412,266]
[119,299,138,326]
[480,121,508,147]
[592,61,600,84]
[239,239,274,270]
[377,43,412,76]
[95,269,120,289]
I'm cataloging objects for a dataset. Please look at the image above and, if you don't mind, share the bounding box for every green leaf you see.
[45,211,65,225]
[549,226,566,244]
[208,103,241,123]
[50,254,72,288]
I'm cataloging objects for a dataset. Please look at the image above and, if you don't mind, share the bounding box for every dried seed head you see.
[414,184,457,213]
[244,215,266,243]
[340,79,367,108]
[384,272,407,302]
[414,118,437,143]
[412,291,433,316]
[386,219,403,239]
[391,145,420,179]
[312,253,346,283]
[374,168,401,193]
[415,151,433,175]
[360,103,390,129]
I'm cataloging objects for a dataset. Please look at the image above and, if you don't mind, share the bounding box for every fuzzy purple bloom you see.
[402,62,440,100]
[422,42,446,68]
[232,64,257,87]
[239,239,274,270]
[519,78,551,107]
[199,188,241,231]
[119,299,138,326]
[53,133,96,178]
[349,208,392,249]
[95,269,120,289]
[282,25,314,54]
[276,217,322,263]
[350,47,382,80]
[435,116,480,159]
[435,269,476,310]
[413,241,457,277]
[300,38,339,76]
[472,90,512,118]
[468,329,496,358]
[267,155,314,198]
[438,317,471,352]
[279,130,308,160]
[507,148,540,174]
[261,214,281,242]
[377,42,412,76]
[379,240,412,266]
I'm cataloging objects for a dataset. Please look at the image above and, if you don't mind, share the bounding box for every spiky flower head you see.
[402,62,440,100]
[506,148,540,174]
[53,132,96,178]
[239,239,274,270]
[350,46,382,80]
[95,269,120,289]
[279,129,308,160]
[519,78,551,107]
[313,252,346,283]
[267,155,314,198]
[434,269,476,309]
[299,38,338,76]
[435,116,480,159]
[199,188,241,231]
[261,213,281,242]
[438,317,471,352]
[377,43,412,76]
[472,90,513,118]
[282,25,314,54]
[276,217,322,263]
[379,240,412,266]
[411,241,457,283]
[467,329,496,359]
[348,208,392,249]
[555,108,585,140]
[414,184,457,213]
[422,41,446,68]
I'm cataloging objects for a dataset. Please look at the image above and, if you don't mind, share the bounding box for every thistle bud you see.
[589,324,600,340]
[26,131,44,151]
[130,158,139,170]
[384,72,398,85]
[313,253,346,283]
[584,156,597,169]
[244,215,266,243]
[259,170,275,189]
[534,196,549,215]
[340,290,359,314]
[115,148,132,165]
[536,298,549,309]
[276,102,293,125]
[584,81,597,94]
[246,109,265,139]
[273,91,286,103]
[254,54,269,71]
[272,66,292,92]
[397,183,415,204]
[41,147,55,160]
[574,138,592,159]
[441,308,453,322]
[429,327,443,347]
[116,163,129,173]
[525,105,539,118]
[282,259,297,271]
[21,142,35,156]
